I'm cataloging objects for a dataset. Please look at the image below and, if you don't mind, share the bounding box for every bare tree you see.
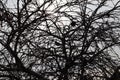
[0,0,120,80]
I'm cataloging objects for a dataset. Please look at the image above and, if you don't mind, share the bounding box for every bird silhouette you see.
[71,21,76,26]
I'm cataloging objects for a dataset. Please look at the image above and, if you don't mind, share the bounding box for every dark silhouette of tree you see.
[0,0,120,80]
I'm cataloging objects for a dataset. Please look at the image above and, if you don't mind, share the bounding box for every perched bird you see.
[70,21,76,26]
[106,13,110,17]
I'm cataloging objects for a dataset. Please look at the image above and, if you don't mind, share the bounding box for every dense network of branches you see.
[0,0,120,80]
